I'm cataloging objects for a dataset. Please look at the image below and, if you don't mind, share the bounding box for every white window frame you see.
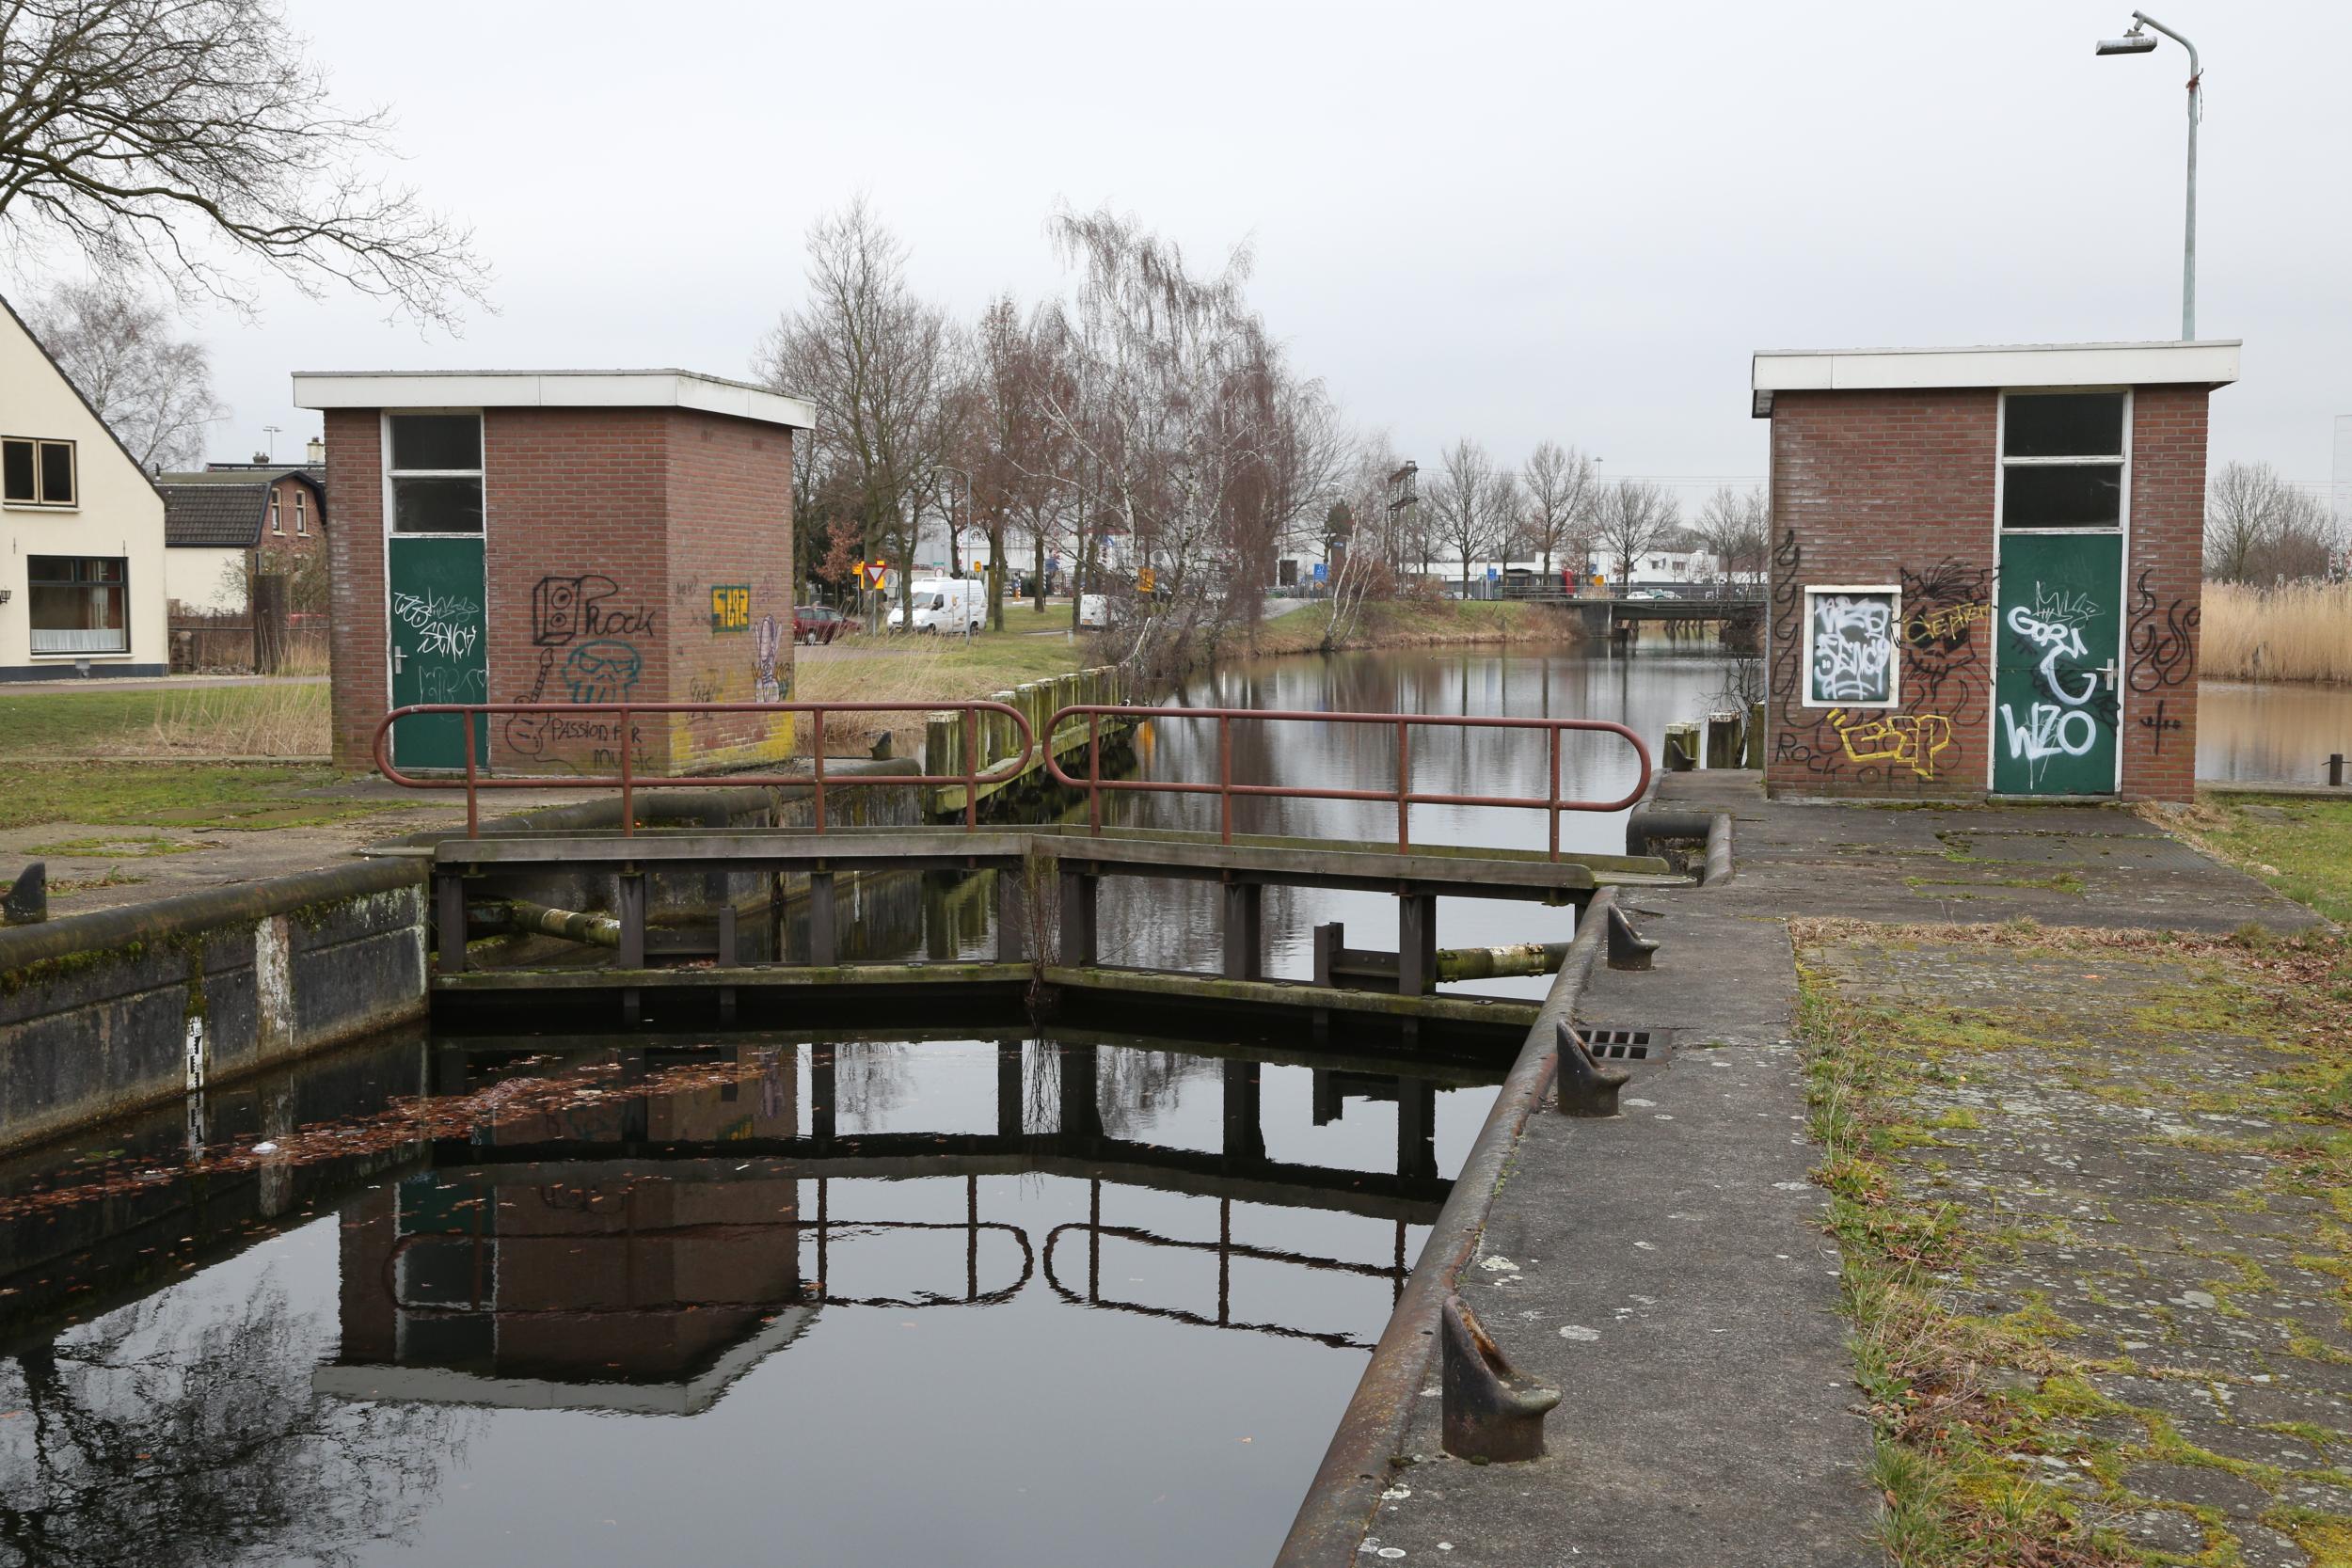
[1799,583,1903,710]
[2,436,78,509]
[270,494,283,534]
[1994,388,2132,536]
[294,488,308,535]
[383,411,486,536]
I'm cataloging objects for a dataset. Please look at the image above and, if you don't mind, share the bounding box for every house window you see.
[294,490,308,535]
[1801,585,1900,708]
[27,556,128,654]
[271,495,283,533]
[387,413,484,533]
[3,437,77,507]
[2000,392,2126,530]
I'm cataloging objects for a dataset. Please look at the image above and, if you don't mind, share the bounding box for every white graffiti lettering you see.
[2005,604,2099,707]
[391,590,482,630]
[414,619,477,660]
[1998,700,2098,786]
[1809,594,1896,704]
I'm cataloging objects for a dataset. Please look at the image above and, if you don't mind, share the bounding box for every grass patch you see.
[1903,872,2087,895]
[794,619,1095,751]
[1230,599,1581,657]
[0,763,399,833]
[0,681,327,759]
[2164,793,2352,925]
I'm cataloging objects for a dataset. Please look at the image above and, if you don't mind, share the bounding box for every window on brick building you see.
[2000,391,2125,529]
[294,489,307,534]
[387,413,484,532]
[271,495,282,533]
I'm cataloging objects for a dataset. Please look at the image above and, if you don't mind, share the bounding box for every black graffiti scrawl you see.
[2125,568,2200,693]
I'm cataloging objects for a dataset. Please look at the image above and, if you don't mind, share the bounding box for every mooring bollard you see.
[1440,1291,1561,1463]
[1605,903,1657,971]
[1555,1020,1631,1117]
[1661,721,1699,772]
[1704,710,1740,769]
[2,862,45,925]
[2329,752,2346,788]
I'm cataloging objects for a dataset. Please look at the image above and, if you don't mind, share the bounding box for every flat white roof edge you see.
[1753,340,2241,394]
[292,370,816,430]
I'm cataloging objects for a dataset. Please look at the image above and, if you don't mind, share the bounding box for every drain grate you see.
[1577,1026,1670,1062]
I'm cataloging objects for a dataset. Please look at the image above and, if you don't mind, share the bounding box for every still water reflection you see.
[0,1024,1500,1567]
[2197,681,2352,784]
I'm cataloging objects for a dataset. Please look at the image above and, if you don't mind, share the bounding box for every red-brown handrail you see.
[1041,705,1652,862]
[371,701,1036,838]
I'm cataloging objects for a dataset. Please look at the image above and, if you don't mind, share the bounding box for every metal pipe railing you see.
[1041,705,1652,861]
[370,700,1037,838]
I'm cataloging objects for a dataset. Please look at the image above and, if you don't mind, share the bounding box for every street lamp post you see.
[2097,11,2202,341]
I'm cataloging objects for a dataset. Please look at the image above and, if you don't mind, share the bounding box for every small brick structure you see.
[1751,341,2238,803]
[293,372,813,776]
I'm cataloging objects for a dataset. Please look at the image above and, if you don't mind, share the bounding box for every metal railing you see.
[1041,705,1653,861]
[371,700,1037,837]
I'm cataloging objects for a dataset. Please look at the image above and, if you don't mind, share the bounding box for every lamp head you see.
[2096,30,2158,55]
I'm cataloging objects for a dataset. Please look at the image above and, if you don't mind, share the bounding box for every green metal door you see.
[388,536,488,769]
[1994,532,2122,796]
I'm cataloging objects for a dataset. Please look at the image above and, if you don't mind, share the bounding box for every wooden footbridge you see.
[376,699,1678,1033]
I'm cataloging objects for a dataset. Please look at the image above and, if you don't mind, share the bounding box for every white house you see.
[1,293,169,679]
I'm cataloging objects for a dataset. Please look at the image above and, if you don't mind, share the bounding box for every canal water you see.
[2197,680,2352,785]
[3,642,2335,1566]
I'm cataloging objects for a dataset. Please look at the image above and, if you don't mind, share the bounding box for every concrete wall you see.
[1765,384,2211,802]
[0,862,428,1154]
[324,404,794,772]
[0,298,169,680]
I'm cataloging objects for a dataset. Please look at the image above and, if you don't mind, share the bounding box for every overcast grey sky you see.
[33,0,2350,503]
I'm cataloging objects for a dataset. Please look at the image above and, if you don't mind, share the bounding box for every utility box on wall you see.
[292,371,814,776]
[1751,341,2238,804]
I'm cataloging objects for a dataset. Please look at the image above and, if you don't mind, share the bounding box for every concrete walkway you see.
[1363,773,2322,1567]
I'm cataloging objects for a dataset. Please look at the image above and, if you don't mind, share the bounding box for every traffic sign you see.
[1137,567,1156,594]
[862,560,888,590]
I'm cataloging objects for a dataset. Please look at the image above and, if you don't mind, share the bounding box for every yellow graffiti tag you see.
[1904,601,1990,641]
[1830,708,1954,780]
[708,584,752,633]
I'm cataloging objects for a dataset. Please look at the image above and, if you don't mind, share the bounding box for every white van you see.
[887,578,986,633]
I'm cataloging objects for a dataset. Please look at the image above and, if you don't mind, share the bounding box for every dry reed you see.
[2200,581,2352,685]
[144,681,332,756]
[789,641,957,752]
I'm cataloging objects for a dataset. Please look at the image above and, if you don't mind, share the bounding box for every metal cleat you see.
[1555,1021,1631,1117]
[1605,903,1657,971]
[1440,1291,1562,1463]
[3,862,46,926]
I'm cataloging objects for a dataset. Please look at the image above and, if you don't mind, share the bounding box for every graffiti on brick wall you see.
[709,585,752,633]
[2125,569,2199,694]
[1771,533,1989,787]
[1830,708,1954,780]
[754,613,784,704]
[560,640,643,703]
[532,575,657,644]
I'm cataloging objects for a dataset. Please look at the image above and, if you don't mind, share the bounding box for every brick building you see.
[291,371,812,774]
[157,467,327,614]
[1751,341,2238,803]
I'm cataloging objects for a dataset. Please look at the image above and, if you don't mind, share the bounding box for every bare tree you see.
[1031,205,1289,673]
[0,0,487,325]
[756,198,952,632]
[26,281,223,467]
[1692,483,1769,589]
[1518,439,1597,582]
[1428,437,1511,594]
[2205,460,2341,585]
[1592,479,1680,591]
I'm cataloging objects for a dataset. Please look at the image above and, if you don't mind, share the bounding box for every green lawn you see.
[0,763,392,833]
[2184,791,2352,925]
[0,682,328,756]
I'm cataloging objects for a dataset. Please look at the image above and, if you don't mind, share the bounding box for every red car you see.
[794,604,855,645]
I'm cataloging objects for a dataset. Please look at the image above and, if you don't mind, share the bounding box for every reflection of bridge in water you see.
[315,1029,1483,1414]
